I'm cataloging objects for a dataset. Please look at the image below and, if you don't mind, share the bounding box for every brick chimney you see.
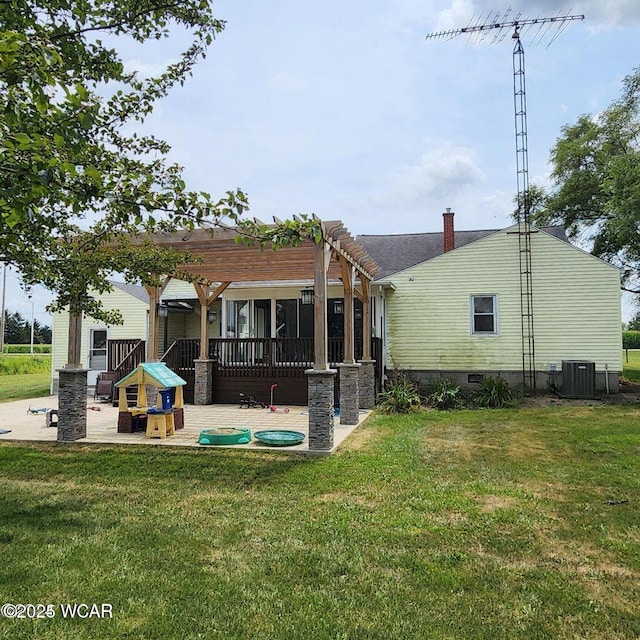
[443,208,455,253]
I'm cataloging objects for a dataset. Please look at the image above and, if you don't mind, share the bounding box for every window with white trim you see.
[471,295,497,335]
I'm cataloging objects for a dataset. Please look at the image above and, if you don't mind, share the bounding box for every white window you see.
[471,295,498,335]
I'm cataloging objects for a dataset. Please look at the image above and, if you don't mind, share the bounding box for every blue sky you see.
[4,0,640,325]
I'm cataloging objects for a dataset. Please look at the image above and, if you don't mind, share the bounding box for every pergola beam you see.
[193,281,231,360]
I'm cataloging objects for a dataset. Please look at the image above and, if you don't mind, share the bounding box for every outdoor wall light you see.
[157,303,169,318]
[207,310,217,323]
[301,288,315,305]
[334,300,344,315]
[355,308,362,320]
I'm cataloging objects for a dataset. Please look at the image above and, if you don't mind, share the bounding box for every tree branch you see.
[49,2,185,41]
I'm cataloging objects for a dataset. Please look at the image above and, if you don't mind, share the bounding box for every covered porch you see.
[60,219,381,452]
[108,336,384,406]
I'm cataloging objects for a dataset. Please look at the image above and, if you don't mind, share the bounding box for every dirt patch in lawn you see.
[475,494,520,513]
[523,385,640,408]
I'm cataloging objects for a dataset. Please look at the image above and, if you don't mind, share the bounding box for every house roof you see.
[109,281,149,304]
[357,225,569,280]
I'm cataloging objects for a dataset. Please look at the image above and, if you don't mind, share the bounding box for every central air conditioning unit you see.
[562,361,596,398]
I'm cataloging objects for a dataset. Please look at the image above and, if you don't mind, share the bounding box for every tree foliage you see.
[531,67,640,293]
[2,310,51,344]
[0,1,318,322]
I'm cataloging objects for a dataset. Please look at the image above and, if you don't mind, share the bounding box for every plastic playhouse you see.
[114,362,187,438]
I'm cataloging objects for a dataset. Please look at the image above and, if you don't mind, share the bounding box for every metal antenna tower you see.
[426,10,584,394]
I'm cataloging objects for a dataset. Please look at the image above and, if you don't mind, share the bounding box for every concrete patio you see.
[0,395,370,455]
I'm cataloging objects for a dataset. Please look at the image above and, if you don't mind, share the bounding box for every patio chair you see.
[94,372,116,403]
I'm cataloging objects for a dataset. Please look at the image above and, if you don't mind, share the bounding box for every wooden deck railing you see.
[108,336,382,403]
[107,339,144,373]
[109,340,145,382]
[109,336,381,377]
[162,338,200,372]
[204,337,379,374]
[108,339,145,405]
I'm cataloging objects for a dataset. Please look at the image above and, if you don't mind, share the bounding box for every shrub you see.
[623,331,640,350]
[3,344,52,354]
[474,376,514,408]
[425,377,464,410]
[377,374,422,414]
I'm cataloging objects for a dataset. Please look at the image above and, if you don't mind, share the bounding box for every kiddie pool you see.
[253,430,305,447]
[198,427,251,445]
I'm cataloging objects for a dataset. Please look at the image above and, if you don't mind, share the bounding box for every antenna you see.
[426,10,584,394]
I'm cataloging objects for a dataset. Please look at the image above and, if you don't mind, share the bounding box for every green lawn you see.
[623,349,640,382]
[0,355,51,402]
[0,372,50,402]
[0,405,638,639]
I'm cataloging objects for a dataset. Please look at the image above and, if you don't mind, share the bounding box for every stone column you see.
[358,359,376,409]
[194,359,214,405]
[306,369,336,451]
[57,367,88,442]
[338,363,361,425]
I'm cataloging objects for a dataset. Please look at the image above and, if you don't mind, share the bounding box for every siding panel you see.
[51,288,148,387]
[385,227,621,374]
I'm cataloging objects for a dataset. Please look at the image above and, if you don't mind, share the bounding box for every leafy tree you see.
[531,67,640,293]
[627,311,640,332]
[0,0,288,323]
[3,311,28,344]
[1,310,51,344]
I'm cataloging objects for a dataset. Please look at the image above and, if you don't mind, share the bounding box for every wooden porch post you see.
[338,255,360,425]
[356,277,376,409]
[193,281,230,405]
[340,256,355,364]
[57,304,87,442]
[361,278,371,360]
[145,285,160,362]
[313,240,331,370]
[144,276,171,362]
[66,312,82,368]
[307,235,336,451]
[194,282,231,360]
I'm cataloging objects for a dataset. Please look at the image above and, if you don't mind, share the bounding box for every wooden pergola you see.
[60,218,379,449]
[142,219,380,371]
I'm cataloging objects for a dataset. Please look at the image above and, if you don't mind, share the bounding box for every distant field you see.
[623,349,640,382]
[0,354,51,376]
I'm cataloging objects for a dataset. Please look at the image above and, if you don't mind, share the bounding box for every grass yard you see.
[623,349,640,382]
[0,372,50,403]
[0,405,639,639]
[0,355,51,402]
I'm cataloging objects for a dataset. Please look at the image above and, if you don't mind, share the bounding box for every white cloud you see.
[389,141,486,201]
[434,0,475,31]
[123,58,179,79]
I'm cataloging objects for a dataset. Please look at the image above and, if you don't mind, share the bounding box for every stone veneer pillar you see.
[358,359,376,409]
[306,369,337,451]
[194,359,214,405]
[57,367,88,442]
[338,363,361,425]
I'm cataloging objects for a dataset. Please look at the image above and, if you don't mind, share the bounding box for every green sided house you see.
[357,211,622,394]
[51,212,622,402]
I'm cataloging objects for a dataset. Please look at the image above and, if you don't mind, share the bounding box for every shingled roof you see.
[356,225,569,280]
[109,280,149,304]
